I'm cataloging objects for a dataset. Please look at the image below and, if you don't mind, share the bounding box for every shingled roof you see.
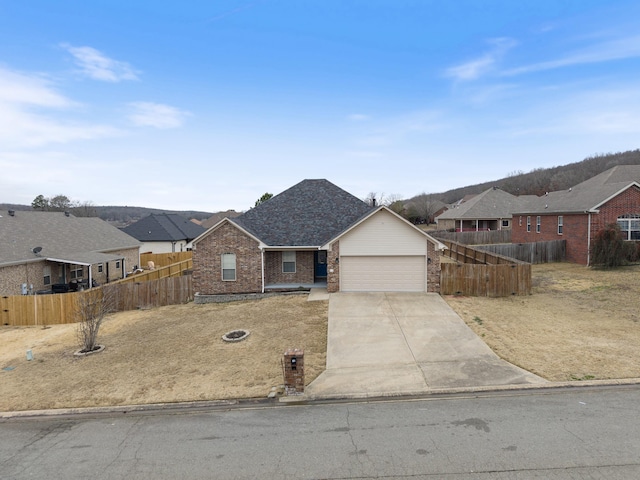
[122,213,206,242]
[513,165,640,214]
[232,179,373,246]
[437,187,535,220]
[0,211,140,267]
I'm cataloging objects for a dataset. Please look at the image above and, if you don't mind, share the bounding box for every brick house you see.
[192,179,445,295]
[511,165,640,265]
[0,210,141,295]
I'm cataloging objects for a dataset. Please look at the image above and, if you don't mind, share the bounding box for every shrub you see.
[590,223,627,268]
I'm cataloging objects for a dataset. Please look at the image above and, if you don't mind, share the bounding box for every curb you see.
[3,378,639,420]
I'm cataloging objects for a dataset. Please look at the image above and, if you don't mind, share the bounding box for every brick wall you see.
[327,242,340,293]
[426,241,441,293]
[592,186,640,236]
[192,222,262,294]
[264,251,314,285]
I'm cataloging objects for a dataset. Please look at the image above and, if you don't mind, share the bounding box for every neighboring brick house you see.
[0,210,141,295]
[512,165,640,265]
[122,213,205,253]
[192,179,446,295]
[436,187,536,232]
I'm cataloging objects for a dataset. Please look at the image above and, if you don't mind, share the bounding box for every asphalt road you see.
[2,386,639,479]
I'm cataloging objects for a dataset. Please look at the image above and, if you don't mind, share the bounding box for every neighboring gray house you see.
[192,179,446,295]
[122,213,206,253]
[0,210,141,295]
[436,187,536,232]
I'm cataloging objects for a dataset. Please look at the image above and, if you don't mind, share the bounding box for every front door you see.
[314,250,327,278]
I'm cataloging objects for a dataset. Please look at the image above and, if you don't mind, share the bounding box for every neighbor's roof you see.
[513,165,640,215]
[122,213,205,242]
[0,211,140,267]
[231,179,374,246]
[436,188,536,220]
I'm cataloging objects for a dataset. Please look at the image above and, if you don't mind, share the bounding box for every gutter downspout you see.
[587,213,592,266]
[260,247,265,293]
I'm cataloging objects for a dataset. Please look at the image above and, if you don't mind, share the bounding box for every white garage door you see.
[340,256,426,292]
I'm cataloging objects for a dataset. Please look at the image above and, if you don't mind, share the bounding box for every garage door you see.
[340,256,426,292]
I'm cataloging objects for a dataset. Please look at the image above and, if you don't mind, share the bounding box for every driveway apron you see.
[305,292,545,399]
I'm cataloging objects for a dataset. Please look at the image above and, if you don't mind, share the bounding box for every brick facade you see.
[264,251,315,285]
[511,185,640,265]
[192,222,262,294]
[327,242,340,293]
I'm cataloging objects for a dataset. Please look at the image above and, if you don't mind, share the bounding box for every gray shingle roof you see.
[513,165,640,214]
[122,213,205,242]
[0,211,140,266]
[437,188,535,220]
[232,179,373,246]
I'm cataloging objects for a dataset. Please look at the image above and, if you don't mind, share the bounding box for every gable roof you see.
[122,213,205,242]
[436,188,536,220]
[231,179,373,246]
[513,165,640,215]
[0,211,140,267]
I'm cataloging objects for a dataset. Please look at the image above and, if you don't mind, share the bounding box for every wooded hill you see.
[428,149,640,204]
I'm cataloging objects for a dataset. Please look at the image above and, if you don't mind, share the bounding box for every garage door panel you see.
[341,256,425,292]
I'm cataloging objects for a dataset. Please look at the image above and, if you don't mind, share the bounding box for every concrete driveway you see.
[305,292,545,399]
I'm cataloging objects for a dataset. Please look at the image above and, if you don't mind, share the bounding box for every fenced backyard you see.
[432,229,512,245]
[474,240,566,264]
[440,239,532,296]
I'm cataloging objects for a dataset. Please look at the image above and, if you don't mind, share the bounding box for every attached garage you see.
[340,256,426,292]
[323,208,445,293]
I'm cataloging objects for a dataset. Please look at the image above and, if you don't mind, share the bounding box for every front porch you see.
[264,280,327,291]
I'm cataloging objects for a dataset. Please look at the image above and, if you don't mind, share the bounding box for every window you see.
[71,265,83,279]
[43,266,51,285]
[222,253,236,281]
[98,264,103,273]
[617,214,640,240]
[282,251,296,273]
[115,261,121,269]
[536,216,541,233]
[526,216,531,232]
[557,216,563,235]
[519,216,522,227]
[502,220,509,228]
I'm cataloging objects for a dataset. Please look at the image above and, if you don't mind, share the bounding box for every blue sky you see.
[1,1,639,212]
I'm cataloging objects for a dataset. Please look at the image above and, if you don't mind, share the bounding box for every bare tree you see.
[407,193,441,224]
[76,286,116,353]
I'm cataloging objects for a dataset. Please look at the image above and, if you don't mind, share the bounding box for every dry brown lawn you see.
[0,294,327,412]
[444,262,640,382]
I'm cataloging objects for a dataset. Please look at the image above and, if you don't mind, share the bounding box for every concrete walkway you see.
[305,292,546,399]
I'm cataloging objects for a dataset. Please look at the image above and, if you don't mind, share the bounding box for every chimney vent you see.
[8,210,15,216]
[64,211,70,217]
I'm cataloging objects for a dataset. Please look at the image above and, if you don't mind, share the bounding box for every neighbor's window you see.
[71,265,83,279]
[282,251,296,273]
[502,219,509,228]
[43,265,51,285]
[222,253,236,281]
[98,263,103,273]
[519,216,522,227]
[526,216,531,232]
[558,216,563,235]
[617,214,640,240]
[115,261,121,269]
[536,216,541,233]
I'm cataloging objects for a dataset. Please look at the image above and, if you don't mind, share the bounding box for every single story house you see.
[511,165,640,265]
[192,179,446,295]
[0,210,141,295]
[122,213,205,253]
[436,187,535,232]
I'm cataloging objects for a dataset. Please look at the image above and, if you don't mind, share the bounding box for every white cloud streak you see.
[128,102,191,129]
[445,38,517,81]
[62,44,139,82]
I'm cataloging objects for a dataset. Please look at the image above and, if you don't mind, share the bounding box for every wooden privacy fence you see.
[140,251,192,268]
[117,258,192,284]
[440,240,531,296]
[474,240,566,264]
[432,229,512,245]
[0,276,193,327]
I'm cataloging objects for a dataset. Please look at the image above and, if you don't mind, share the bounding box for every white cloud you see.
[445,38,517,81]
[503,34,640,76]
[0,67,120,148]
[62,44,139,82]
[128,102,191,129]
[347,113,370,122]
